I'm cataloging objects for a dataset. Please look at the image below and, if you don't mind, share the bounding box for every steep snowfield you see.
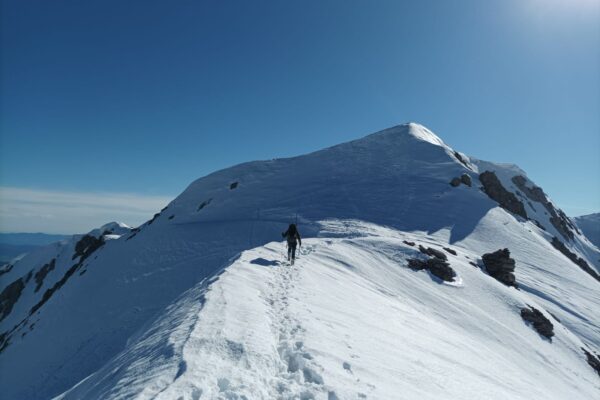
[1,123,599,399]
[0,222,131,332]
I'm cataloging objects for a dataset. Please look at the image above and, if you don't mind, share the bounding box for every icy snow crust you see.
[1,123,599,399]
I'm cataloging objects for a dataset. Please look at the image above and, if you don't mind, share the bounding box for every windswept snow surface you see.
[1,123,599,399]
[56,222,599,400]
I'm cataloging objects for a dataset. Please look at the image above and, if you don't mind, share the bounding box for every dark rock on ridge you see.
[147,213,160,226]
[449,173,472,188]
[34,259,56,293]
[460,174,472,187]
[511,175,578,241]
[582,348,600,377]
[0,276,26,322]
[482,248,517,287]
[126,227,141,241]
[418,245,448,261]
[73,235,104,263]
[479,171,527,219]
[31,235,105,316]
[453,151,471,169]
[197,198,212,211]
[551,237,599,281]
[408,257,456,282]
[443,247,457,256]
[0,264,13,277]
[520,306,554,340]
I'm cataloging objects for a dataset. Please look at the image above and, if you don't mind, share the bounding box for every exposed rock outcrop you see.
[0,331,8,353]
[34,258,56,293]
[460,174,472,187]
[30,236,105,316]
[408,257,456,282]
[453,151,471,169]
[31,265,77,316]
[520,306,554,340]
[443,247,457,256]
[450,177,461,187]
[418,245,448,261]
[197,198,212,211]
[479,171,527,219]
[147,213,160,225]
[512,175,578,240]
[482,248,517,287]
[551,237,599,281]
[73,235,104,263]
[449,173,472,188]
[582,348,600,377]
[410,246,455,281]
[126,227,141,241]
[0,276,26,322]
[0,264,13,277]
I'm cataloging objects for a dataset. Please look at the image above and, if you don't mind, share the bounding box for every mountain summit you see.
[373,122,448,146]
[1,123,599,400]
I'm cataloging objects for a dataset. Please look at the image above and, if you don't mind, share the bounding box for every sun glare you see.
[527,0,600,11]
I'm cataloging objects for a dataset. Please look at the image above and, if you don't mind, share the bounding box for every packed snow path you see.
[56,228,600,400]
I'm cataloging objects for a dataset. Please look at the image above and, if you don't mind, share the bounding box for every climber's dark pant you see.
[287,242,297,260]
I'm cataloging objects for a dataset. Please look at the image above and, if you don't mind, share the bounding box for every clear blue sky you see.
[1,0,599,233]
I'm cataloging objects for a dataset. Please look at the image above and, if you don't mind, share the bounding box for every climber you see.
[282,223,302,263]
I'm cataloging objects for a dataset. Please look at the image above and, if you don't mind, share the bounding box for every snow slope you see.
[574,213,600,249]
[55,222,600,400]
[1,123,599,399]
[0,233,70,265]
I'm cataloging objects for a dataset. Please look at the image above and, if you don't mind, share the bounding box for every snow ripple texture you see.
[55,224,600,399]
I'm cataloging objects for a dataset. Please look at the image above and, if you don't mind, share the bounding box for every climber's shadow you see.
[250,257,281,267]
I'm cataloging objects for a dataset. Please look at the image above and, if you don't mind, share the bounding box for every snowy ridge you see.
[55,222,599,399]
[366,122,446,147]
[0,221,131,332]
[1,123,599,399]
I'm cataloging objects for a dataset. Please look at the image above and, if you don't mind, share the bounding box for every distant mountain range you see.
[0,233,69,265]
[574,213,600,249]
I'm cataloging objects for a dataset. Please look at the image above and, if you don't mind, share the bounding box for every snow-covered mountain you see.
[0,232,70,247]
[0,233,69,266]
[574,213,600,249]
[1,123,599,400]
